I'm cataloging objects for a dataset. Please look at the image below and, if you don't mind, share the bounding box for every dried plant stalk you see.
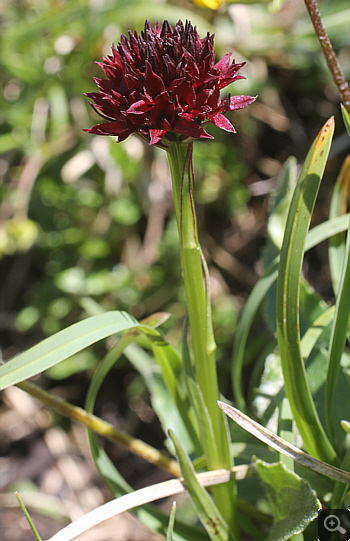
[304,0,350,113]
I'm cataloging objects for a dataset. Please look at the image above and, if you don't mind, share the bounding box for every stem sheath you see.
[166,141,237,533]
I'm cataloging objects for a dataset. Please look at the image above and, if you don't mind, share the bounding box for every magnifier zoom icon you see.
[324,515,346,534]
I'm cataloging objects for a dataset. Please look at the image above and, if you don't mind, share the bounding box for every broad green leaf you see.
[166,502,177,541]
[169,430,238,541]
[341,104,350,136]
[0,311,157,390]
[254,460,320,541]
[276,117,337,464]
[328,156,350,295]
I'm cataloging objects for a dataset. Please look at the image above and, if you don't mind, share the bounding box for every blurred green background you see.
[1,0,350,391]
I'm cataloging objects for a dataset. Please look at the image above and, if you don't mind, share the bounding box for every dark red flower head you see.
[84,20,256,145]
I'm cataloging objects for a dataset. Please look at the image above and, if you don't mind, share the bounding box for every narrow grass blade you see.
[325,216,350,439]
[232,262,278,411]
[341,104,350,135]
[148,332,201,451]
[331,447,350,508]
[169,430,238,541]
[218,401,350,485]
[0,311,152,390]
[125,342,201,455]
[276,118,337,464]
[84,326,206,541]
[167,502,177,541]
[258,307,335,429]
[278,398,296,471]
[16,492,43,541]
[232,213,350,412]
[328,156,350,295]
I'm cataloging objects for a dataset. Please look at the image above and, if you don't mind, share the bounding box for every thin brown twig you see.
[304,0,350,113]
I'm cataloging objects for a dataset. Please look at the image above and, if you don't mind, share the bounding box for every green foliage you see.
[167,502,177,541]
[276,118,337,464]
[16,492,43,541]
[2,1,350,541]
[170,430,237,541]
[255,460,320,541]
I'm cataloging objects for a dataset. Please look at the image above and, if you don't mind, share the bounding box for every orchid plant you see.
[1,4,350,541]
[84,20,256,532]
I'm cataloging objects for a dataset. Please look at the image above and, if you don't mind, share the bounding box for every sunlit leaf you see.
[276,117,337,464]
[0,311,157,390]
[255,460,320,541]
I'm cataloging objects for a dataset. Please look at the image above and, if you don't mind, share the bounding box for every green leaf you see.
[276,117,337,464]
[263,158,298,333]
[341,420,350,434]
[332,446,350,508]
[341,104,350,136]
[254,460,320,541]
[16,492,43,541]
[233,206,350,412]
[232,262,278,411]
[328,156,350,295]
[85,332,208,541]
[125,343,200,455]
[169,430,238,541]
[326,215,350,440]
[0,311,157,390]
[166,502,177,541]
[147,332,201,450]
[181,317,216,460]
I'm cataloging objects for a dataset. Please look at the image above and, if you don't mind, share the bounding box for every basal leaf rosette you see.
[84,20,256,146]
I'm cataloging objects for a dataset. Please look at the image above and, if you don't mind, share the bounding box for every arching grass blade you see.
[276,118,337,464]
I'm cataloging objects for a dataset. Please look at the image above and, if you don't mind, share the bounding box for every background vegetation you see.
[1,0,350,539]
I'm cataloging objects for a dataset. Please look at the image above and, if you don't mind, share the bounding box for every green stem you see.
[166,141,237,534]
[17,380,181,478]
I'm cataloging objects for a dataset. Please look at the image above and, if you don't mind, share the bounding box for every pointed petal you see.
[173,119,213,139]
[214,52,231,72]
[83,120,126,136]
[228,95,257,110]
[210,113,236,133]
[149,128,166,144]
[144,60,165,98]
